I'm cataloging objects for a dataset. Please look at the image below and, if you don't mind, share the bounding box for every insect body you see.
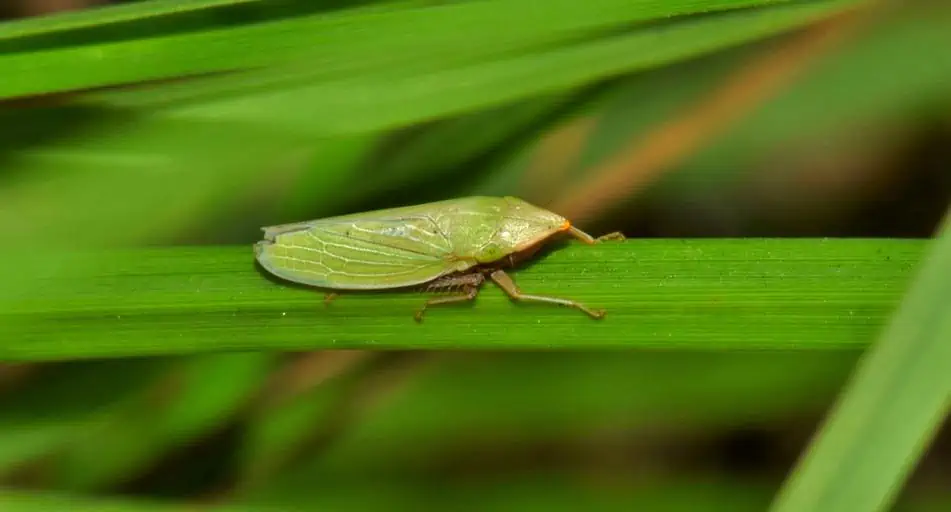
[254,196,624,321]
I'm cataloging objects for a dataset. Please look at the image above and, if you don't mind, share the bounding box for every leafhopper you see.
[254,196,624,321]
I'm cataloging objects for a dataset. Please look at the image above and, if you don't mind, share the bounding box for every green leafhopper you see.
[254,196,624,321]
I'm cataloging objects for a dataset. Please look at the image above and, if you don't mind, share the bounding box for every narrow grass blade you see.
[160,0,855,135]
[0,0,262,42]
[0,490,269,512]
[0,0,795,99]
[770,220,951,511]
[291,351,858,475]
[48,354,276,491]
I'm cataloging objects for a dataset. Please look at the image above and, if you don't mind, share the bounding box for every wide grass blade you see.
[0,239,922,361]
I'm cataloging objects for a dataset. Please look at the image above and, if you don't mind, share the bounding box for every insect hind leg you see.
[488,269,605,319]
[415,273,485,322]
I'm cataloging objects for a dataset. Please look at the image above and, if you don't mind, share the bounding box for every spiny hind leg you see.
[414,273,485,322]
[567,226,625,244]
[414,287,480,322]
[489,269,605,319]
[323,292,338,307]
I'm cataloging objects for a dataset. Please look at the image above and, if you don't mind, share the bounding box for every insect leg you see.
[567,226,626,244]
[414,286,480,322]
[596,231,626,242]
[488,269,605,319]
[324,292,338,306]
[414,273,485,322]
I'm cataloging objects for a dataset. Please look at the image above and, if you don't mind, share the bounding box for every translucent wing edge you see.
[255,247,458,290]
[255,225,467,290]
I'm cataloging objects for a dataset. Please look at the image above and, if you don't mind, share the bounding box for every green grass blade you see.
[0,0,796,99]
[0,0,261,42]
[238,354,373,485]
[283,351,857,476]
[2,480,947,512]
[245,474,950,512]
[48,354,276,491]
[770,222,951,510]
[0,239,921,361]
[157,0,853,135]
[0,490,269,512]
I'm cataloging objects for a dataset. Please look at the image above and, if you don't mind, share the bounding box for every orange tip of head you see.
[560,220,572,231]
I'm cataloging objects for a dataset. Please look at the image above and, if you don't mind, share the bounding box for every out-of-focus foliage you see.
[0,0,949,511]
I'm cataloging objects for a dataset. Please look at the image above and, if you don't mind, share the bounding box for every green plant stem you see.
[0,239,923,361]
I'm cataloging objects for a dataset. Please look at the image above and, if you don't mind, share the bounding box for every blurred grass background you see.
[0,0,949,511]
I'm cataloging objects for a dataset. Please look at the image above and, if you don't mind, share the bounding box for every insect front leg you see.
[488,269,605,319]
[596,231,626,242]
[567,226,625,244]
[414,273,485,322]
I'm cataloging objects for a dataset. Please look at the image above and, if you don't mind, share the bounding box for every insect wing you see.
[256,215,462,290]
